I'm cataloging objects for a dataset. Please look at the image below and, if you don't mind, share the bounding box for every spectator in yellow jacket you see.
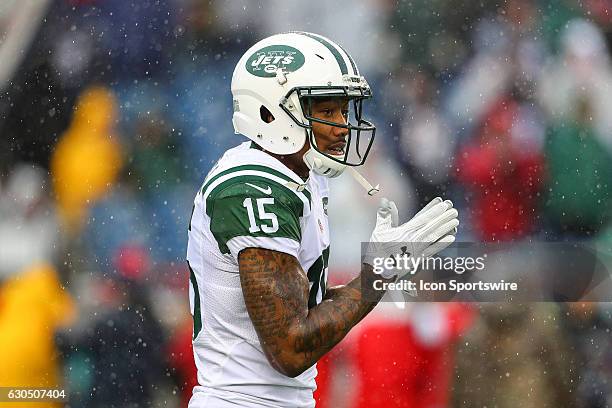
[0,263,76,408]
[51,86,123,234]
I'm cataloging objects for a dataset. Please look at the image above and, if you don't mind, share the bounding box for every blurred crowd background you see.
[2,0,612,407]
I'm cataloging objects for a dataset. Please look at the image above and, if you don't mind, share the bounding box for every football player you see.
[186,32,459,407]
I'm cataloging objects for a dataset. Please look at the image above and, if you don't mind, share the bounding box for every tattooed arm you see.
[238,247,390,378]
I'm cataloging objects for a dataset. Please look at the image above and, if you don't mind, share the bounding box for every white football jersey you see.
[187,142,330,408]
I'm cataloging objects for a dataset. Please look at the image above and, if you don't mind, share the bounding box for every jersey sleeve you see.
[206,176,307,261]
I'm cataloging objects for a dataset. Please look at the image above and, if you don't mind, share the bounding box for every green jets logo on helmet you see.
[246,45,305,77]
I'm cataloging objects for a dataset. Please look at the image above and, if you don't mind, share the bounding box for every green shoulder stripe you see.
[201,164,311,206]
[206,175,303,254]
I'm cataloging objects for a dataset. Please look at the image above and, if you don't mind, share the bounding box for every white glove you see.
[364,197,459,279]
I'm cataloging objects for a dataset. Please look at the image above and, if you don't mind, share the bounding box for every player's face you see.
[308,98,349,156]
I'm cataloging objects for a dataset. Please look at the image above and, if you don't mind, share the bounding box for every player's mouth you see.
[327,143,346,156]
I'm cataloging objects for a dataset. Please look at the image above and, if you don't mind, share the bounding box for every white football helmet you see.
[231,31,376,180]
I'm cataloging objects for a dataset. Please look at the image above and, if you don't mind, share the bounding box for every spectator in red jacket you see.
[350,302,474,408]
[455,96,544,242]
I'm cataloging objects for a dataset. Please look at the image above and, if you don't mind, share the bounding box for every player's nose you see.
[331,112,348,138]
[333,122,348,139]
[333,126,348,140]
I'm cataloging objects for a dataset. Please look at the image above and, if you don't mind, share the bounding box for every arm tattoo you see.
[239,248,388,377]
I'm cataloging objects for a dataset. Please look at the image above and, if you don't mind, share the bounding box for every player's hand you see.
[364,197,459,279]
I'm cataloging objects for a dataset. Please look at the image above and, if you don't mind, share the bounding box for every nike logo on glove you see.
[245,182,272,195]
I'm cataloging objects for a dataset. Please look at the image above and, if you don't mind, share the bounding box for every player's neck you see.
[257,142,310,181]
[268,151,310,181]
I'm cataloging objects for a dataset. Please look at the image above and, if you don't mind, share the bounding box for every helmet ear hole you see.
[260,106,275,123]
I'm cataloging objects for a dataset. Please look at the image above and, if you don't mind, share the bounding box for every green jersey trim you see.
[187,260,202,339]
[201,164,312,207]
[307,246,329,308]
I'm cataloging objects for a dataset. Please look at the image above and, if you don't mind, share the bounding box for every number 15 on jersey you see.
[242,198,279,233]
